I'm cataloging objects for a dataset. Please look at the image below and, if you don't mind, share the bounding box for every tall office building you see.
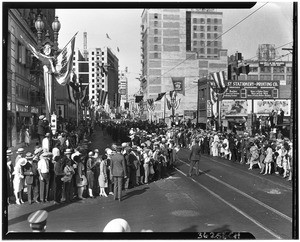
[140,9,227,123]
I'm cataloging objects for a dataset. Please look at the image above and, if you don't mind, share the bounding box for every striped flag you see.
[174,98,181,110]
[169,90,176,99]
[53,33,77,86]
[209,85,218,105]
[98,89,108,106]
[147,99,155,113]
[211,70,226,92]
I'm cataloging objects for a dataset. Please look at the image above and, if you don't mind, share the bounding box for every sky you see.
[56,2,294,96]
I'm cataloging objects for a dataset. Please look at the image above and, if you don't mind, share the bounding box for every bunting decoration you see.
[98,89,108,106]
[211,70,227,93]
[169,90,176,100]
[67,84,76,103]
[209,84,218,105]
[166,98,172,110]
[155,92,166,101]
[79,86,88,106]
[147,99,155,113]
[172,77,185,95]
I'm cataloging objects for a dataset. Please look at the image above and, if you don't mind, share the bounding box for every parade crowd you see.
[6,115,293,207]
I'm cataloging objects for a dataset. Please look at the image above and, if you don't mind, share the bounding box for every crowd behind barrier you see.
[6,117,293,210]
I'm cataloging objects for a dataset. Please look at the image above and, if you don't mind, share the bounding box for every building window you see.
[200,48,204,54]
[247,75,258,80]
[214,18,218,24]
[273,66,285,73]
[207,18,211,24]
[92,57,94,61]
[154,45,158,51]
[214,33,218,39]
[154,21,158,27]
[193,48,197,52]
[154,53,159,58]
[207,48,211,54]
[154,37,158,43]
[193,41,197,46]
[272,89,278,98]
[193,18,197,24]
[200,33,204,38]
[200,41,205,46]
[200,26,205,31]
[214,41,218,47]
[287,75,292,81]
[92,68,94,72]
[154,29,158,35]
[273,75,285,80]
[92,74,94,77]
[154,13,158,19]
[193,33,197,38]
[240,89,247,98]
[193,25,197,31]
[102,85,105,88]
[250,67,258,72]
[260,75,271,80]
[260,66,271,73]
[287,67,292,72]
[207,33,211,39]
[214,26,218,31]
[214,48,218,54]
[200,18,205,24]
[92,63,94,66]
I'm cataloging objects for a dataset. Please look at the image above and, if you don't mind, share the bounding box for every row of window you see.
[249,66,292,73]
[193,18,222,25]
[193,33,220,39]
[193,25,221,32]
[16,83,30,100]
[193,40,220,47]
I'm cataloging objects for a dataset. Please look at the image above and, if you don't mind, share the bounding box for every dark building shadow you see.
[122,187,150,200]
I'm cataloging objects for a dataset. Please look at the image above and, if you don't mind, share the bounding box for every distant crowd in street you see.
[6,115,292,207]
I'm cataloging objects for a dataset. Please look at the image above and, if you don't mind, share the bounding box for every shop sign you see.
[31,107,39,113]
[16,104,28,112]
[184,110,194,119]
[247,89,273,98]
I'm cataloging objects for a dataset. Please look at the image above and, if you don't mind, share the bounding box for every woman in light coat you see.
[99,155,108,197]
[13,158,26,205]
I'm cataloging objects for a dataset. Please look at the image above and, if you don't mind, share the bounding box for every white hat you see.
[103,218,131,232]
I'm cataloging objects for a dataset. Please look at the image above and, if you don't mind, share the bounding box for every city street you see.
[6,126,293,239]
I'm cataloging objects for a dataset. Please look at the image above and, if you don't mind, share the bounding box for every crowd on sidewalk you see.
[6,117,293,207]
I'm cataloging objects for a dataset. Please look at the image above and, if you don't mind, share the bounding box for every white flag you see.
[54,34,76,85]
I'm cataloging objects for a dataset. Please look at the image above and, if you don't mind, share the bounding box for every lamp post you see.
[34,14,61,120]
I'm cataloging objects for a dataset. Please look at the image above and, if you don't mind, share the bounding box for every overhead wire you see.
[154,2,269,81]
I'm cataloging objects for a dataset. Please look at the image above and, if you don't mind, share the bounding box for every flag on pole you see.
[211,70,226,91]
[117,47,120,52]
[98,89,108,106]
[147,99,155,112]
[172,77,185,95]
[155,92,166,101]
[67,84,76,103]
[54,33,77,85]
[174,98,181,110]
[106,33,111,40]
[79,86,88,106]
[169,90,176,99]
[209,84,218,105]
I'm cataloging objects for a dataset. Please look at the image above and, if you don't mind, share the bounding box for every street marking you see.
[175,168,283,239]
[206,155,292,191]
[178,159,292,223]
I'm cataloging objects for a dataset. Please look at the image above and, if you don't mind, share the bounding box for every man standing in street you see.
[23,152,37,204]
[110,145,127,202]
[187,139,201,177]
[38,152,51,203]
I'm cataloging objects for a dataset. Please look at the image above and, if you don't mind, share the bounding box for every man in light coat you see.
[187,139,201,177]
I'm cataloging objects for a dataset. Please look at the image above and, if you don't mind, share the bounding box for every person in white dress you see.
[13,158,27,205]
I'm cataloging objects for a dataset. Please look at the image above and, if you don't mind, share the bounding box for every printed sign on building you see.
[254,100,291,116]
[220,100,252,117]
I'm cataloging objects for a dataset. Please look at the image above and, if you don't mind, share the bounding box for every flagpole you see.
[218,94,221,132]
[76,99,79,127]
[163,95,166,123]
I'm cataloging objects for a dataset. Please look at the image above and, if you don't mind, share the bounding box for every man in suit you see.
[110,146,127,202]
[187,139,201,177]
[23,152,38,204]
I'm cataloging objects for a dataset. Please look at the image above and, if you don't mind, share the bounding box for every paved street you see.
[6,126,293,239]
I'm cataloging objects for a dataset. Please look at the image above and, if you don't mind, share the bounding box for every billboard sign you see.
[254,100,291,116]
[220,100,252,117]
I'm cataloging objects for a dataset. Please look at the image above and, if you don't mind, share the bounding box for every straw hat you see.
[25,152,34,160]
[17,148,25,154]
[7,149,13,156]
[64,149,72,154]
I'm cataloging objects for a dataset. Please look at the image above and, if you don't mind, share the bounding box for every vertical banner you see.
[172,77,185,95]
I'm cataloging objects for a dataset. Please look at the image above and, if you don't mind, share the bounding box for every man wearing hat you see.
[7,149,14,205]
[110,145,127,202]
[38,152,51,203]
[42,133,51,152]
[187,139,201,177]
[28,210,48,232]
[23,153,37,204]
[38,115,46,143]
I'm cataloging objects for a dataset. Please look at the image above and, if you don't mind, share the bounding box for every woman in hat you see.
[13,158,27,205]
[7,150,14,205]
[62,152,75,203]
[15,148,25,167]
[248,142,261,170]
[98,154,108,197]
[263,143,274,175]
[25,128,31,147]
[86,151,96,198]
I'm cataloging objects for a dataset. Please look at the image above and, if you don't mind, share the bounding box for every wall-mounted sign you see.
[223,81,279,99]
[221,100,252,117]
[253,100,291,116]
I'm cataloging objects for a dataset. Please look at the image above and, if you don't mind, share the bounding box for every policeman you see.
[27,210,48,232]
